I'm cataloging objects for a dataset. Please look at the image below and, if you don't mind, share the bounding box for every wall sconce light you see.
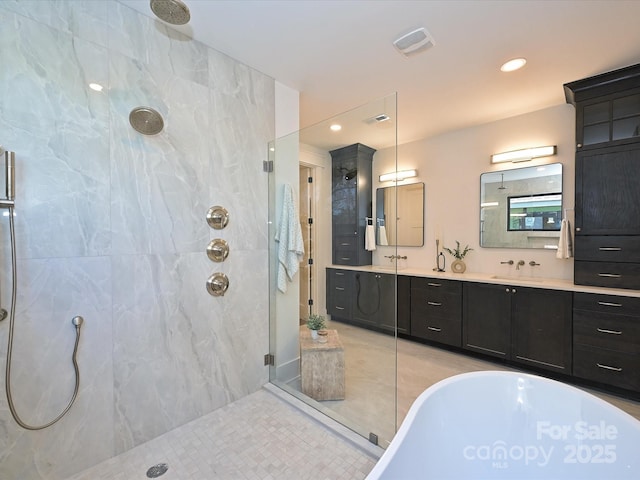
[490,145,556,164]
[379,169,418,182]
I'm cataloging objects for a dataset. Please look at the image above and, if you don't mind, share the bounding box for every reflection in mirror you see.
[376,183,424,246]
[480,163,563,249]
[507,193,561,231]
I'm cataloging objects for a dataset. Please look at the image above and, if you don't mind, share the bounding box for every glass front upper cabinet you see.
[581,90,640,148]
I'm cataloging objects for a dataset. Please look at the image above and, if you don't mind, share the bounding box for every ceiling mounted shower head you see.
[129,107,164,135]
[150,0,191,25]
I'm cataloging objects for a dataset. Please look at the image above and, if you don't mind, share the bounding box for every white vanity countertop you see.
[328,264,640,298]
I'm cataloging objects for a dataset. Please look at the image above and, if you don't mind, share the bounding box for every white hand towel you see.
[378,226,388,246]
[275,184,305,293]
[365,224,376,251]
[556,218,573,259]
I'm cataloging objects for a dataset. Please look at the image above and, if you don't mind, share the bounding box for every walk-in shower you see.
[0,148,84,430]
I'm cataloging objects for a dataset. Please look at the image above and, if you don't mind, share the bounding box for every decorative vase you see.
[451,259,466,273]
[318,330,328,343]
[310,329,319,340]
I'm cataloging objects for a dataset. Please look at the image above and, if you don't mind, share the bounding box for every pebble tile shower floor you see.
[64,388,377,480]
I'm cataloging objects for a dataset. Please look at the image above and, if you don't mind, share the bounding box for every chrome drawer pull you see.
[597,301,622,307]
[597,273,622,278]
[335,306,345,310]
[598,247,622,251]
[427,326,442,332]
[597,328,622,335]
[340,257,351,260]
[427,282,441,287]
[596,363,622,372]
[340,242,351,246]
[427,301,442,306]
[335,287,345,291]
[335,272,345,276]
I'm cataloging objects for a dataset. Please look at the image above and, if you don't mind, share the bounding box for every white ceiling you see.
[122,0,640,146]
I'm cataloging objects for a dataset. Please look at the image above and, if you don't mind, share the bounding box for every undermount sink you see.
[489,275,544,283]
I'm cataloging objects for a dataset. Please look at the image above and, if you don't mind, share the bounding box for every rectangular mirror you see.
[480,163,563,249]
[376,182,424,246]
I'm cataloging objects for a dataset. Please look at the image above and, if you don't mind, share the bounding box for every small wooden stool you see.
[300,327,345,401]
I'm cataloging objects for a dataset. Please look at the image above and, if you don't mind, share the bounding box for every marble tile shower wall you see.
[0,2,273,479]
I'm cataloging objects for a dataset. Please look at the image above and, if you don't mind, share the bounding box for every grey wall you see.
[0,1,274,479]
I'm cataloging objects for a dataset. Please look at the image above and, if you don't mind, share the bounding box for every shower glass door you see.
[268,94,398,448]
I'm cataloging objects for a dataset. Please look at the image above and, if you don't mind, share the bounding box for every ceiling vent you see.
[393,27,435,57]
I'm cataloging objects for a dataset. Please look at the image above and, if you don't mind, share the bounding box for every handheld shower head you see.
[5,150,15,201]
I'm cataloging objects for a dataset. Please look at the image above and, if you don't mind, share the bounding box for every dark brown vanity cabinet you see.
[511,287,573,374]
[352,270,395,332]
[573,292,640,392]
[463,282,572,373]
[565,64,640,290]
[410,277,462,347]
[326,268,396,333]
[326,268,353,320]
[330,143,375,266]
[462,283,511,358]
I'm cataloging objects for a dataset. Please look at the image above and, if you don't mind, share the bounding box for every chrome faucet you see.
[516,260,525,270]
[384,255,408,261]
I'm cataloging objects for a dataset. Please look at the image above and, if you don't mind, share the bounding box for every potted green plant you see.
[443,241,473,273]
[306,314,326,340]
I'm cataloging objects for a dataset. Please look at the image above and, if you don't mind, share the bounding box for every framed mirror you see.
[376,182,424,246]
[480,163,562,249]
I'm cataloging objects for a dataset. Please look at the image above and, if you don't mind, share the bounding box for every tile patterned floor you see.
[64,388,378,480]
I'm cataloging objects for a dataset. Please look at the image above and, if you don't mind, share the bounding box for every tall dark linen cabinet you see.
[330,143,376,266]
[564,63,640,290]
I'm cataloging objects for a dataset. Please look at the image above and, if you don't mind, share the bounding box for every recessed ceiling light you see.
[500,58,527,72]
[89,82,104,91]
[330,124,342,132]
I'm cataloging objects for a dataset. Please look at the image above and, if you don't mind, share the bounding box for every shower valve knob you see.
[206,273,229,297]
[206,206,229,230]
[206,239,229,262]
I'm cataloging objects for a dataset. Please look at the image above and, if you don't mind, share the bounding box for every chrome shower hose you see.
[4,205,82,430]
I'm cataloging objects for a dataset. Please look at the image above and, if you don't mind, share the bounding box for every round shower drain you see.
[146,463,169,478]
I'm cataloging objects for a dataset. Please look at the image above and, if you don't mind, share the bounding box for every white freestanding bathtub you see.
[367,371,640,479]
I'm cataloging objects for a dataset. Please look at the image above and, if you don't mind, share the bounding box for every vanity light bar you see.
[379,169,418,182]
[491,145,556,164]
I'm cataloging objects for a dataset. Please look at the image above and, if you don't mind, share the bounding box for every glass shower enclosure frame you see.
[267,94,399,447]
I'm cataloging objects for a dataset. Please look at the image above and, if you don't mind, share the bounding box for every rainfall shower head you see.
[129,107,164,135]
[150,0,191,25]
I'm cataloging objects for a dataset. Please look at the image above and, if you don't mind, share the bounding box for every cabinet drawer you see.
[574,292,640,316]
[328,270,351,289]
[333,247,357,265]
[573,310,640,354]
[573,345,640,391]
[327,292,351,318]
[575,236,640,262]
[334,235,357,249]
[411,277,461,293]
[411,315,461,347]
[411,291,461,318]
[574,260,640,289]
